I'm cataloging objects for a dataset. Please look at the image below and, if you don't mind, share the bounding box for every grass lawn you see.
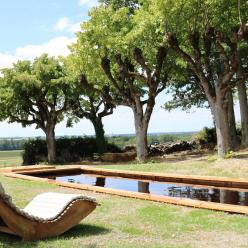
[1,153,248,247]
[0,150,22,168]
[99,150,248,179]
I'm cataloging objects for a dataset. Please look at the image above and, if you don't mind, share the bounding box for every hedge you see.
[22,136,121,165]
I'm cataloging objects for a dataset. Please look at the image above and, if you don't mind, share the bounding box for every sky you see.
[0,0,239,137]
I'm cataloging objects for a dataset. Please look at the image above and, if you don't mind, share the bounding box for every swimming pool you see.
[5,166,248,214]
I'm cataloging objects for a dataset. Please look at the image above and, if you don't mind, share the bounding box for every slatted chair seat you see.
[0,183,98,240]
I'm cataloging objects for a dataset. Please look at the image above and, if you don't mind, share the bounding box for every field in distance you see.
[0,150,23,168]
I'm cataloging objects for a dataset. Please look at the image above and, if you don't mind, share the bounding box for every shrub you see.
[22,139,47,165]
[22,136,121,165]
[195,127,217,144]
[106,143,122,153]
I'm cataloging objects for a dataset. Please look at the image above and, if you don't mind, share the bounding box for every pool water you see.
[46,173,248,206]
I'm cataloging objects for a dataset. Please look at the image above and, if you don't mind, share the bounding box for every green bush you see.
[196,127,217,144]
[22,139,47,165]
[22,137,121,165]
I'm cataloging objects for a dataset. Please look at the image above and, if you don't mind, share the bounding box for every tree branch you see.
[133,48,152,85]
[152,46,167,83]
[8,113,38,127]
[168,32,216,99]
[101,57,123,95]
[189,31,201,65]
[79,73,130,107]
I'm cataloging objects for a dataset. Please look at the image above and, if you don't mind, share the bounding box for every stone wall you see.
[100,152,136,162]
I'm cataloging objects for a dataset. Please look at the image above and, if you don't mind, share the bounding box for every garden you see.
[0,0,248,247]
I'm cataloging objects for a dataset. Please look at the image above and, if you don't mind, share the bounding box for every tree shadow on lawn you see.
[0,224,110,247]
[158,150,211,163]
[62,223,110,239]
[233,153,248,159]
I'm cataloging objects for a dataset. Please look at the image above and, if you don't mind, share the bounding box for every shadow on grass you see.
[62,223,110,239]
[233,153,248,159]
[159,151,209,163]
[0,224,110,247]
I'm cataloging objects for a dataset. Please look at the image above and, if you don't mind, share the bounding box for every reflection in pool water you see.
[47,174,248,206]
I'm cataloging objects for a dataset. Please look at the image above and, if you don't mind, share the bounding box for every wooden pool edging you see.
[0,165,56,173]
[3,168,248,215]
[15,165,248,189]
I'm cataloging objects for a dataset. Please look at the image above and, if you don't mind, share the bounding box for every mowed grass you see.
[99,151,248,179]
[0,150,22,168]
[1,154,248,247]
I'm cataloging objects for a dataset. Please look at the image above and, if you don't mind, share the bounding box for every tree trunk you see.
[133,112,149,162]
[210,96,230,158]
[226,90,238,149]
[95,177,106,187]
[244,193,248,206]
[220,190,239,204]
[209,189,220,203]
[138,181,150,193]
[92,117,107,154]
[45,125,56,164]
[237,80,248,146]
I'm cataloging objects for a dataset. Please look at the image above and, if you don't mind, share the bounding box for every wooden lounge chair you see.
[0,183,98,241]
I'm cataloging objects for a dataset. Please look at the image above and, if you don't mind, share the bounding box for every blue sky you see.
[0,0,232,137]
[0,0,90,52]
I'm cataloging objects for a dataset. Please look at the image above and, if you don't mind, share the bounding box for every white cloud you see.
[78,0,98,7]
[16,36,75,60]
[54,17,71,31]
[70,22,81,32]
[0,53,20,69]
[0,36,75,70]
[54,17,81,33]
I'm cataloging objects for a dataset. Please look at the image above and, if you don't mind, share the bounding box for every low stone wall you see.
[149,141,197,156]
[100,152,136,162]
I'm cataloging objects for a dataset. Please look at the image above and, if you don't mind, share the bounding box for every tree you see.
[80,46,168,161]
[0,54,72,163]
[167,28,240,157]
[65,55,115,154]
[155,0,248,157]
[70,3,169,161]
[236,44,248,146]
[165,66,238,149]
[69,88,114,154]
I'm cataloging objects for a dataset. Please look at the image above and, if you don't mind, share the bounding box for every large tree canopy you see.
[151,0,248,157]
[0,54,73,163]
[69,2,172,161]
